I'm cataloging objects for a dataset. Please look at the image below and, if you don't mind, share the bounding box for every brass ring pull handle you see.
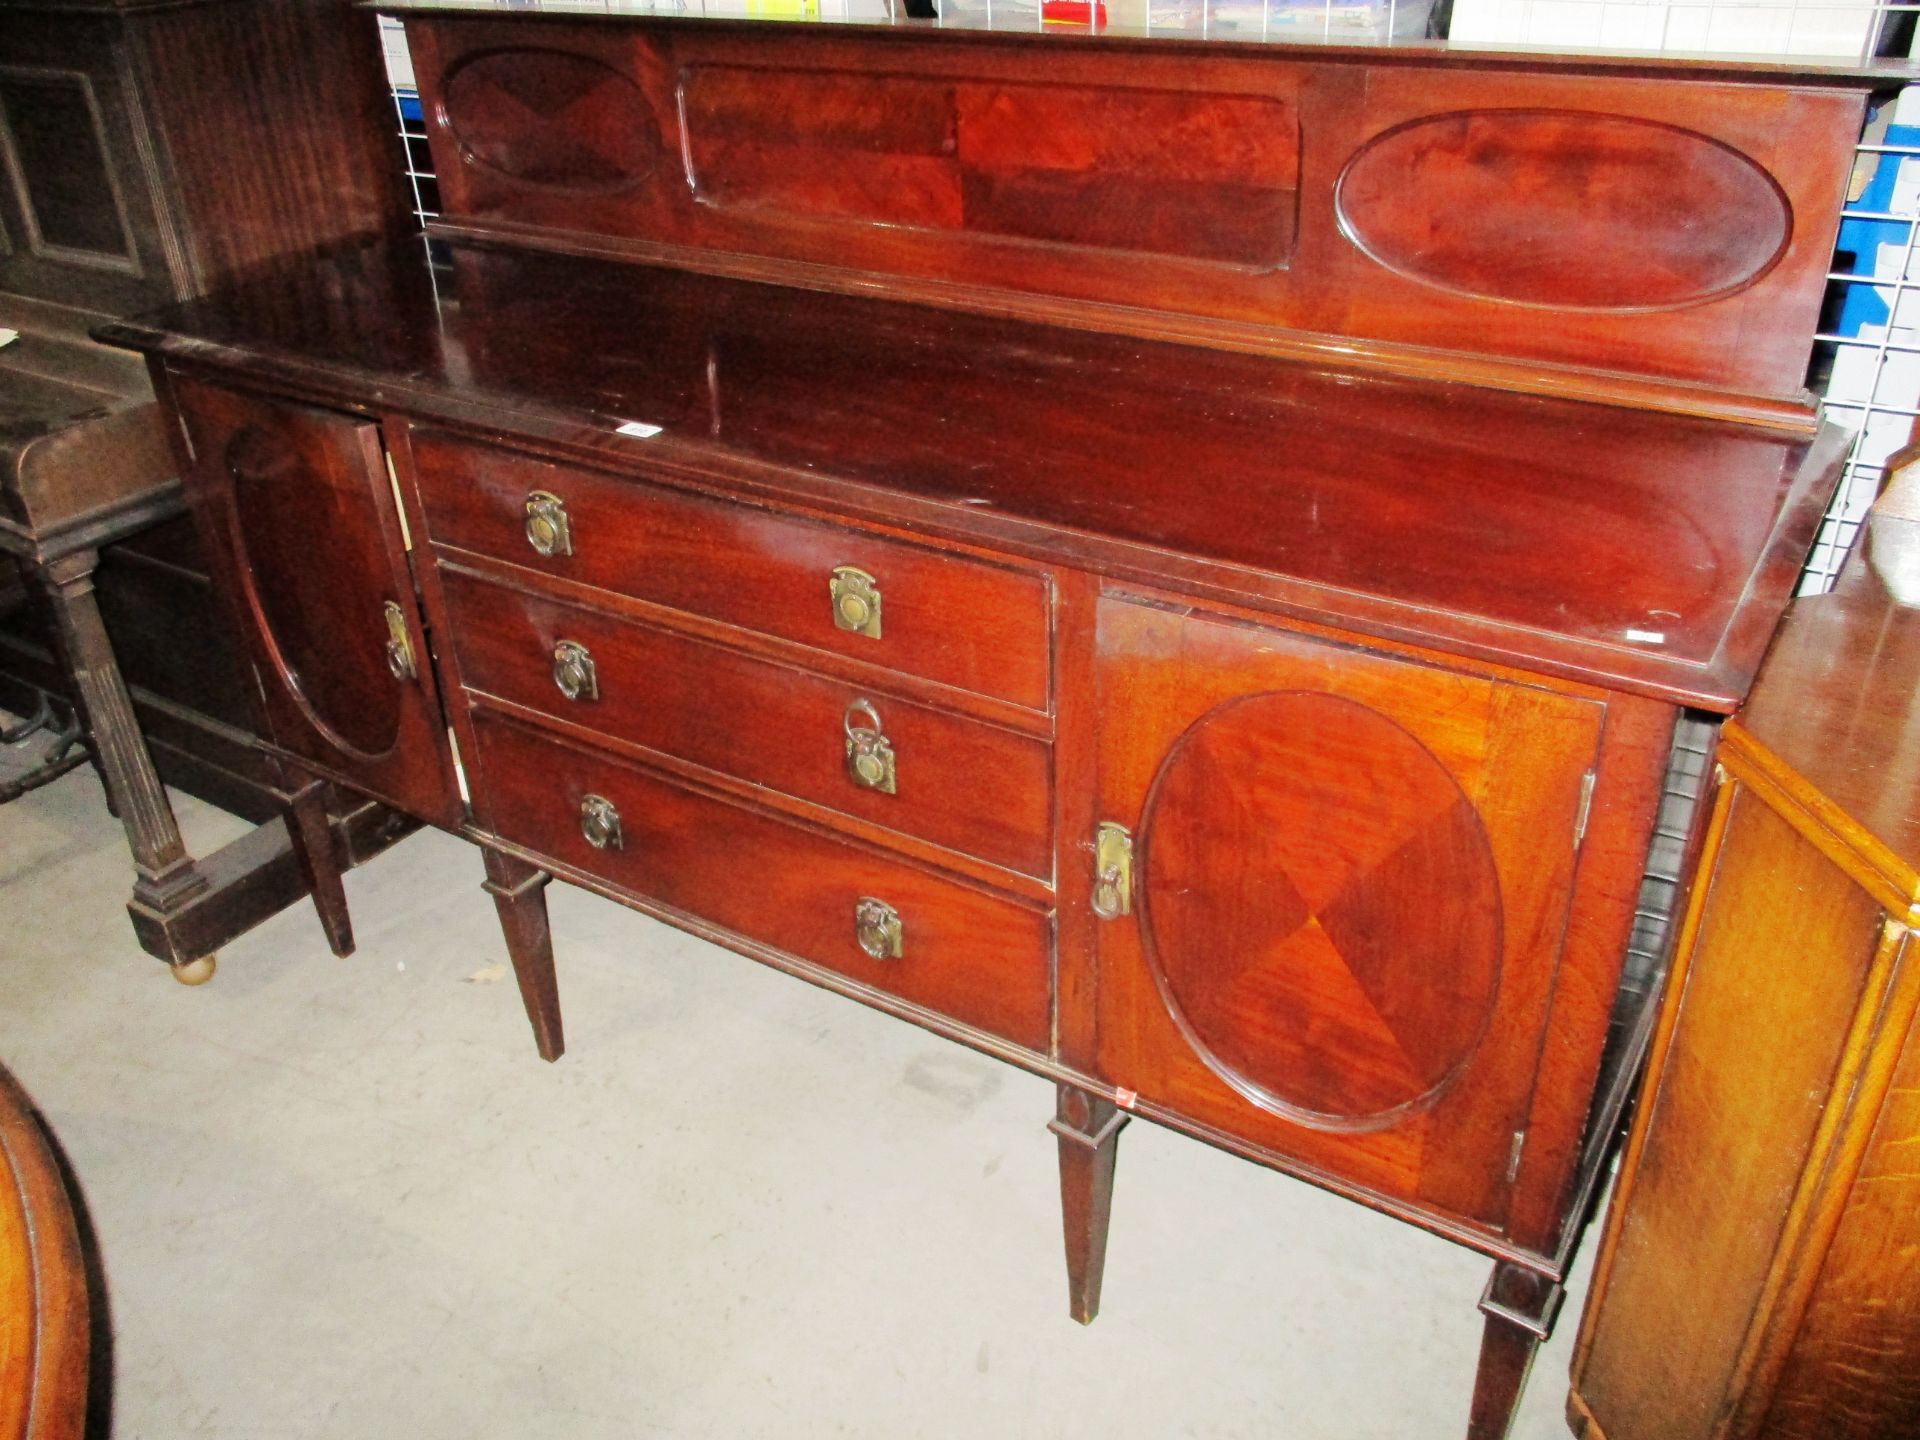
[579,793,623,851]
[525,490,573,558]
[854,897,904,960]
[383,601,418,683]
[843,698,897,794]
[552,640,597,702]
[830,566,882,639]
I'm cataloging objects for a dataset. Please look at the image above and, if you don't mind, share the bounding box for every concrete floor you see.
[0,761,1599,1439]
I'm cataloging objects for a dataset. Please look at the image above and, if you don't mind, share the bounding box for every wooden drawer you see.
[440,566,1053,880]
[469,712,1053,1053]
[408,430,1052,711]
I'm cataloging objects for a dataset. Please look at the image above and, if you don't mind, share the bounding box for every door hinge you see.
[1506,1129,1527,1184]
[1572,769,1597,850]
[1090,821,1133,921]
[384,450,413,552]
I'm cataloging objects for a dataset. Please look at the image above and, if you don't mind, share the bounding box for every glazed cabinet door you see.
[166,374,459,825]
[1091,595,1604,1234]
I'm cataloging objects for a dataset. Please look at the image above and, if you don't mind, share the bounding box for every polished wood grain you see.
[1140,688,1505,1126]
[438,563,1055,879]
[1091,592,1604,1232]
[469,710,1054,1054]
[410,430,1055,713]
[441,46,660,193]
[128,0,405,296]
[1334,110,1790,310]
[0,1064,87,1440]
[400,13,1871,406]
[163,374,460,827]
[681,66,1300,268]
[101,237,1842,711]
[1763,1007,1920,1438]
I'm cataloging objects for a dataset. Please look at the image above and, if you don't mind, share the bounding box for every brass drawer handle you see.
[843,697,896,794]
[552,640,597,701]
[579,793,622,851]
[854,897,903,960]
[830,566,881,639]
[525,490,572,557]
[383,600,417,683]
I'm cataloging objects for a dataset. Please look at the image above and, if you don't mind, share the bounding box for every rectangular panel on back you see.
[682,66,1299,270]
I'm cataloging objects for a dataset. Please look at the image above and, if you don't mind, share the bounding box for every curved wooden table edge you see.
[0,1064,88,1440]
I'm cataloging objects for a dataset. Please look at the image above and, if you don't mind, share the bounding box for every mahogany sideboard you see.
[1569,487,1920,1439]
[99,10,1898,1434]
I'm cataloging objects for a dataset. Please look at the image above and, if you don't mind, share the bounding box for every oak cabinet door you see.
[1092,595,1604,1233]
[168,374,459,826]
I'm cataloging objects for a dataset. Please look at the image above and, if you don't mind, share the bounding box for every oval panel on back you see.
[1139,691,1503,1131]
[1334,109,1790,311]
[441,48,658,192]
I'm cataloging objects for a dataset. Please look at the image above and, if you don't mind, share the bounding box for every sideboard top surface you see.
[369,0,1912,82]
[102,234,1836,711]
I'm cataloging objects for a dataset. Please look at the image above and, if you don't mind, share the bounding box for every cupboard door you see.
[1092,595,1604,1233]
[168,374,459,825]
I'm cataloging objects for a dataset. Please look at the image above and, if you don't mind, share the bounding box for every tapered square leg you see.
[481,848,563,1062]
[1049,1083,1128,1324]
[283,776,353,958]
[1466,1261,1564,1440]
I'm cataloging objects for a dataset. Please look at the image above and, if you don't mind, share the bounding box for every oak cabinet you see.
[1569,504,1920,1440]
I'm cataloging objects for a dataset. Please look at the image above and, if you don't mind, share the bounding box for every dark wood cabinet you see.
[99,8,1895,1433]
[0,0,401,315]
[0,0,407,825]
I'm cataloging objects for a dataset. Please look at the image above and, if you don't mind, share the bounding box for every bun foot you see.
[170,954,217,986]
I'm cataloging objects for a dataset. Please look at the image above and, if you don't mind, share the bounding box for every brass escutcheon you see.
[383,600,417,683]
[830,566,882,639]
[1090,821,1133,920]
[525,490,573,558]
